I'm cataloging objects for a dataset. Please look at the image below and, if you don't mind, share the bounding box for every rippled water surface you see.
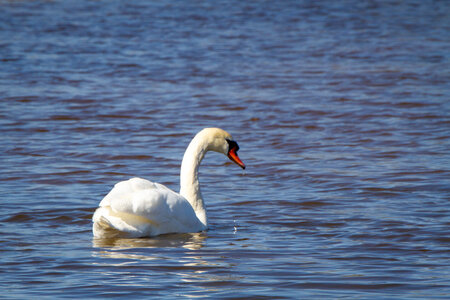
[1,0,449,298]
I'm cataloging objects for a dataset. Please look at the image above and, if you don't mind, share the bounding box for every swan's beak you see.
[227,144,246,169]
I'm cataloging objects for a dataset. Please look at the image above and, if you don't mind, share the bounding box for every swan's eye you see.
[226,139,239,152]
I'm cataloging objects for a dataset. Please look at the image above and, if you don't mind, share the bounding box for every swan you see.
[92,128,245,238]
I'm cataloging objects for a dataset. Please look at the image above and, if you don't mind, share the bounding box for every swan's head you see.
[200,128,246,169]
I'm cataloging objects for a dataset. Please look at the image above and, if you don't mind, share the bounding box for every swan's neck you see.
[179,135,208,227]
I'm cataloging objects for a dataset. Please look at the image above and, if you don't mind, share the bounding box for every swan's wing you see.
[94,177,204,237]
[98,177,156,208]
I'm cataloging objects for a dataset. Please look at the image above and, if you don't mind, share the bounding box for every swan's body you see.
[93,128,245,238]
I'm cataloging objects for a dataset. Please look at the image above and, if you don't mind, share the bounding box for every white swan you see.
[92,128,245,238]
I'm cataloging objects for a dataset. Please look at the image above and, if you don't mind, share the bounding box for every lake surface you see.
[1,0,449,298]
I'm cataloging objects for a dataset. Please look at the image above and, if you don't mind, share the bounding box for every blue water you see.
[1,0,449,298]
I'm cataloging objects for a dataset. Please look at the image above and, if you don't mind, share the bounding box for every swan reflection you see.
[91,232,244,297]
[92,232,207,260]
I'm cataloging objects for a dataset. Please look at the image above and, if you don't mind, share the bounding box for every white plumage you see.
[93,178,204,237]
[92,128,245,238]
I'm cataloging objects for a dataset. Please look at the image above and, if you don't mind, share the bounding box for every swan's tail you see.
[92,206,156,238]
[92,216,122,239]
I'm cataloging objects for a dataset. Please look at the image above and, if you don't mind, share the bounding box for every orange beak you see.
[228,146,245,169]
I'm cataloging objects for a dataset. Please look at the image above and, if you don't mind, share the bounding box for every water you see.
[1,0,449,298]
